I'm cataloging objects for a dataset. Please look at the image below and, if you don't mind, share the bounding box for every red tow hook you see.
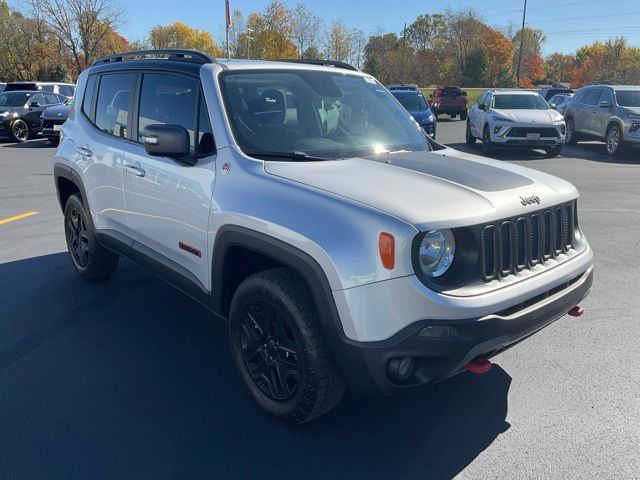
[568,305,584,317]
[465,358,492,375]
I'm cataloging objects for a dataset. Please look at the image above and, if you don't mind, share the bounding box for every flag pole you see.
[225,0,231,59]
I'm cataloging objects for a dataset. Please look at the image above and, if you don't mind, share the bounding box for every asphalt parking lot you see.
[1,125,639,480]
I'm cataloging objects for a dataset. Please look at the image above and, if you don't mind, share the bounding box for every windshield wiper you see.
[243,149,332,162]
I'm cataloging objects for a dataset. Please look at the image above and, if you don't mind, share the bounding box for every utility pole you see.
[246,28,253,59]
[401,22,407,82]
[515,0,528,86]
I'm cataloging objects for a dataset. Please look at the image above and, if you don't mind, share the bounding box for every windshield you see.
[615,90,640,107]
[219,70,430,160]
[493,94,549,110]
[393,92,428,111]
[0,92,30,107]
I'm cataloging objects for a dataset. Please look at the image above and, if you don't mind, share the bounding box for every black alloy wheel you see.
[11,119,29,143]
[65,203,90,268]
[239,298,302,401]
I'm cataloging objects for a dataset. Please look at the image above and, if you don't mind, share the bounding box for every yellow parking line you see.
[0,211,38,225]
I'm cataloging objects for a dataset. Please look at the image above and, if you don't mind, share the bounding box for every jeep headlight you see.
[418,230,455,277]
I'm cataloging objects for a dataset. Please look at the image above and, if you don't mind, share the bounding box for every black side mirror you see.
[478,104,486,111]
[550,103,557,110]
[142,124,191,162]
[598,100,612,108]
[29,102,41,109]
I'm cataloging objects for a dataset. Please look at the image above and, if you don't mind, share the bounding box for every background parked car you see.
[0,90,66,142]
[564,84,640,156]
[4,81,75,100]
[466,90,565,158]
[40,101,70,146]
[387,84,420,92]
[390,89,437,138]
[428,86,468,120]
[547,93,573,115]
[538,85,574,101]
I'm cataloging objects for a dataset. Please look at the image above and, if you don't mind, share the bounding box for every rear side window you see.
[82,76,97,118]
[60,85,75,97]
[583,89,602,106]
[95,73,134,138]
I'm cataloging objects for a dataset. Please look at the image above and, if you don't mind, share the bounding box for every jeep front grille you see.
[480,202,576,281]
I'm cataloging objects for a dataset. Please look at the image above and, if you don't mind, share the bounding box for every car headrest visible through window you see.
[251,89,286,127]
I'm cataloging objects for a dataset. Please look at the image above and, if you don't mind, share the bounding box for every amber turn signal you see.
[379,232,395,269]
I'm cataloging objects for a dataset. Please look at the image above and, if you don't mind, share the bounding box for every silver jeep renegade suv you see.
[53,50,593,423]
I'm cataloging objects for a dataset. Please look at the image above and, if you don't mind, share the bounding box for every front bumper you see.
[41,118,64,139]
[328,265,593,396]
[490,123,565,147]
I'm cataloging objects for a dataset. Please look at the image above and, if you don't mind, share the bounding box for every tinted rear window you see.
[5,83,37,92]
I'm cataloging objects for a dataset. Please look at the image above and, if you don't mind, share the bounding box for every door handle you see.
[76,147,92,157]
[123,164,146,177]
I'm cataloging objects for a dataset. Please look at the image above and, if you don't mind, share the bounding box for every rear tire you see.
[482,125,493,154]
[565,118,577,145]
[605,124,622,156]
[229,268,345,424]
[460,111,468,121]
[465,121,476,145]
[64,193,119,279]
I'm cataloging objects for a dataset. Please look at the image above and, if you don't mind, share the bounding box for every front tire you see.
[544,146,562,158]
[605,124,622,156]
[10,119,30,143]
[465,121,476,144]
[482,125,493,154]
[64,193,119,279]
[460,110,468,121]
[229,268,345,423]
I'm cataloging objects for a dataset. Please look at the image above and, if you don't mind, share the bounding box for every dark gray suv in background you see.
[564,85,640,156]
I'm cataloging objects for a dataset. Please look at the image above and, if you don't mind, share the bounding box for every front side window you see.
[138,73,199,153]
[219,70,430,159]
[0,92,31,107]
[615,90,640,107]
[493,94,549,110]
[45,94,60,105]
[95,73,134,138]
[30,94,46,106]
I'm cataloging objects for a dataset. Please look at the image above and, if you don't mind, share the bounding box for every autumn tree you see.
[241,2,298,60]
[480,27,514,87]
[150,22,222,56]
[291,3,322,57]
[406,14,445,51]
[442,8,487,84]
[324,21,352,62]
[29,0,124,75]
[513,27,546,85]
[543,53,575,84]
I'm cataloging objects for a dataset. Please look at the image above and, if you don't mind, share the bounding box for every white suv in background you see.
[466,90,566,158]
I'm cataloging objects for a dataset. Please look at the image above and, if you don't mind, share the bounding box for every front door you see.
[122,72,216,287]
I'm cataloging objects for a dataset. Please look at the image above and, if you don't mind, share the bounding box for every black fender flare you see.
[210,226,379,393]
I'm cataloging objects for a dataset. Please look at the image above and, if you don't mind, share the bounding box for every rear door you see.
[592,88,613,138]
[122,72,216,287]
[575,88,602,135]
[73,72,134,231]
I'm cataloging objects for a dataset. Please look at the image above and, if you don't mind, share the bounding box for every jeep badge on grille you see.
[520,195,541,206]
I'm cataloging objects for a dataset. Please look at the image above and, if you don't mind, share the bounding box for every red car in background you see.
[428,86,468,120]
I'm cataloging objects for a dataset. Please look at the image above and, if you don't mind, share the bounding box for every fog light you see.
[494,125,501,134]
[419,325,458,337]
[630,123,640,133]
[387,356,415,381]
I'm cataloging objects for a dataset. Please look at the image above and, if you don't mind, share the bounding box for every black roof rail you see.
[93,49,215,66]
[274,58,359,71]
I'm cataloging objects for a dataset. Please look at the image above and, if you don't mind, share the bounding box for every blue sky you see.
[13,0,640,55]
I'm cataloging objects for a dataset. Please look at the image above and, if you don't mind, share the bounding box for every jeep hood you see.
[264,148,578,229]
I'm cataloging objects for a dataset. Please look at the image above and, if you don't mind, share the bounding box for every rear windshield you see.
[493,94,549,110]
[393,92,428,111]
[0,92,31,106]
[441,87,462,96]
[615,90,640,107]
[5,83,37,92]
